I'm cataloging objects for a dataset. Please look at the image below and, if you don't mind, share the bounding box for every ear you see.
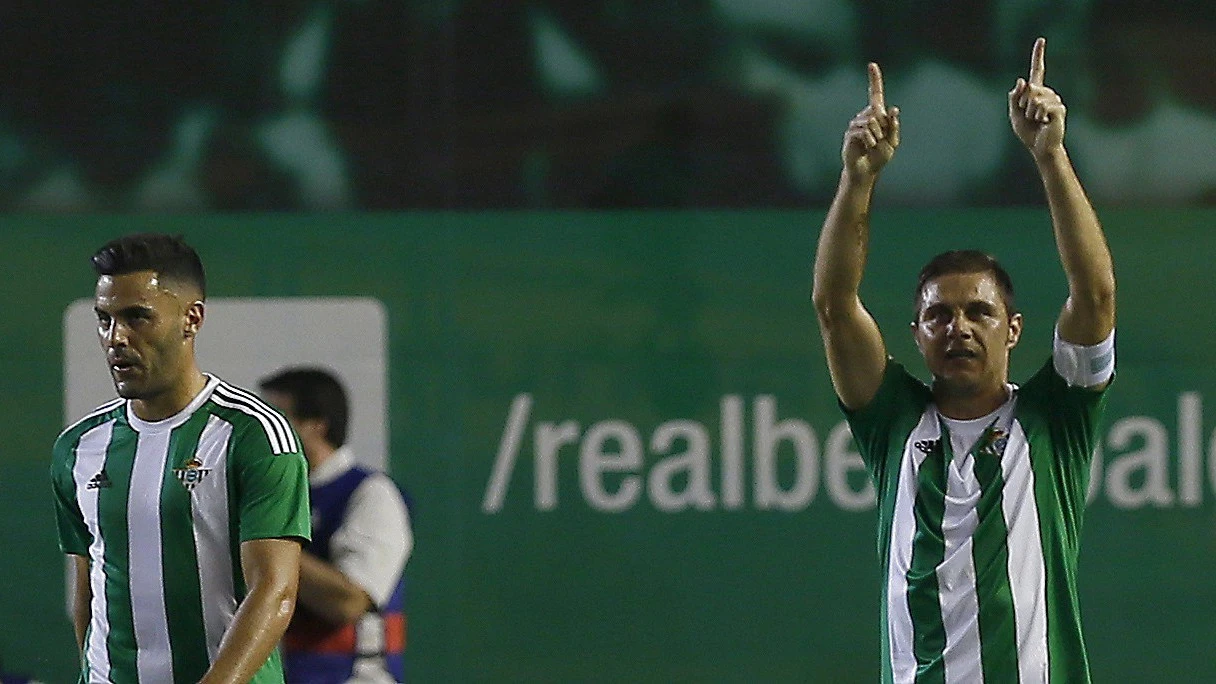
[1007,312,1024,349]
[910,319,925,354]
[184,301,205,339]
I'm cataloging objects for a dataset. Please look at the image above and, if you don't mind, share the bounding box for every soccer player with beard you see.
[51,233,311,683]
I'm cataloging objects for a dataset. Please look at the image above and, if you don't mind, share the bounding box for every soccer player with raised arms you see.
[811,39,1116,681]
[51,233,311,683]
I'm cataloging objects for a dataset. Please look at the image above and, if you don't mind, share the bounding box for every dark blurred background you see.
[1,0,1212,212]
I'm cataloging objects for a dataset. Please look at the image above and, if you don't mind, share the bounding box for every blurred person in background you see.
[260,367,413,684]
[812,38,1115,681]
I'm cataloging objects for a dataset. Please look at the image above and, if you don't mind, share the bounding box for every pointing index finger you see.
[1028,37,1046,86]
[868,62,886,113]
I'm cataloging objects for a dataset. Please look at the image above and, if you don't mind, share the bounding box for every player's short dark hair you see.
[259,367,349,448]
[91,233,207,298]
[915,250,1017,316]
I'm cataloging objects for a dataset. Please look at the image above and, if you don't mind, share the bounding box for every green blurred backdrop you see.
[1,210,1213,682]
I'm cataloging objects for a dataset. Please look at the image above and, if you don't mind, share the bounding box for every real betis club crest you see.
[977,427,1009,459]
[174,457,212,492]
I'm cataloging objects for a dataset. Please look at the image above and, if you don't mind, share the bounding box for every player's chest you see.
[89,428,231,525]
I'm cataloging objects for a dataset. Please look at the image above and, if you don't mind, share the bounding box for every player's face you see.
[94,271,200,402]
[912,271,1022,397]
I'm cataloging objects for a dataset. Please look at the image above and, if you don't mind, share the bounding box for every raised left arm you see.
[200,537,302,684]
[1010,37,1115,345]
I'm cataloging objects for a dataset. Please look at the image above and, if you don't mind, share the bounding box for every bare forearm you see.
[297,552,372,625]
[813,172,877,313]
[200,586,295,684]
[1036,148,1116,340]
[1037,150,1114,294]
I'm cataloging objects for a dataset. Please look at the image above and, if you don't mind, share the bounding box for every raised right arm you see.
[812,63,900,410]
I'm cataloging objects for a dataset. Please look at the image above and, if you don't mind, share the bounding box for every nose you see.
[945,312,972,339]
[101,320,129,348]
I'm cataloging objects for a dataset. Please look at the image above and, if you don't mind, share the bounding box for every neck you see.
[933,381,1009,420]
[131,368,209,422]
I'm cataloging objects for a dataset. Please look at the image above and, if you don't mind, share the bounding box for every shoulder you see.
[891,360,931,397]
[846,359,930,420]
[1016,355,1111,430]
[55,398,125,452]
[349,470,410,516]
[362,471,406,496]
[206,380,301,456]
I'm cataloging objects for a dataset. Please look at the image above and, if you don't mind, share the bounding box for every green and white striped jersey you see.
[846,357,1109,683]
[51,376,311,684]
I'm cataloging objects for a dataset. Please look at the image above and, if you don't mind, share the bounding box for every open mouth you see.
[944,348,978,360]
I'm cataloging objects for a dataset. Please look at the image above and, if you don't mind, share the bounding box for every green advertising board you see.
[1,210,1213,682]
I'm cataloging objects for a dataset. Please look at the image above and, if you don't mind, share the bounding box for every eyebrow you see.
[921,300,1000,317]
[95,304,156,317]
[921,303,950,316]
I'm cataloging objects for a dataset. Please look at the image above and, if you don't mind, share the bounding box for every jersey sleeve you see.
[231,425,311,544]
[330,475,412,608]
[1021,355,1112,467]
[50,435,92,556]
[841,359,931,482]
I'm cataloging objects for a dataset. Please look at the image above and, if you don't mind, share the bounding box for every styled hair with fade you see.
[91,233,207,298]
[915,249,1017,316]
[259,367,349,448]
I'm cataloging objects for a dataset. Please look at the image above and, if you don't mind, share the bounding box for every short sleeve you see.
[842,359,931,481]
[232,426,311,544]
[330,475,412,608]
[1020,355,1112,467]
[51,437,91,555]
